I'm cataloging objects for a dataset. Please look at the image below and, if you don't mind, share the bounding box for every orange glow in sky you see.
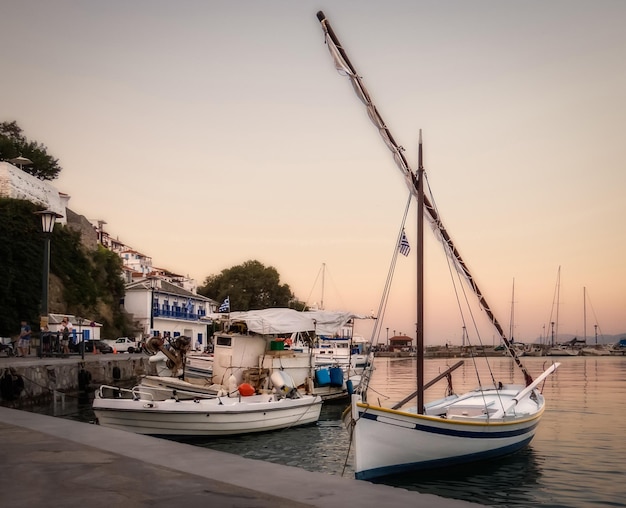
[2,2,624,344]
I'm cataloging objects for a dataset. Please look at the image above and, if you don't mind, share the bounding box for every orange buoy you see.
[238,383,255,397]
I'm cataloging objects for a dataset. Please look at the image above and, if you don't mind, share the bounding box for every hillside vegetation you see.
[0,198,133,338]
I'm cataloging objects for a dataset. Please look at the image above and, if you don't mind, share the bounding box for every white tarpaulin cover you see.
[209,308,370,336]
[303,310,370,336]
[228,309,316,335]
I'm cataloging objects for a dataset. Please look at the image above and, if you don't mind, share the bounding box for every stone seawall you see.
[0,355,157,406]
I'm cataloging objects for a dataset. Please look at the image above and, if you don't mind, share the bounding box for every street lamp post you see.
[34,209,63,357]
[149,277,158,337]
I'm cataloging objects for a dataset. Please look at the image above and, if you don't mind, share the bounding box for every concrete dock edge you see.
[0,406,480,507]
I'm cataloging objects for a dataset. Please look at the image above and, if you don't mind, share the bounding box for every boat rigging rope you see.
[425,175,502,392]
[356,192,413,399]
[317,10,533,386]
[342,410,356,477]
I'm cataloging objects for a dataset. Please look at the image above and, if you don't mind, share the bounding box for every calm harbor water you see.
[24,356,626,507]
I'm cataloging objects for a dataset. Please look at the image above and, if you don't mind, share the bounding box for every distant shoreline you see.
[375,342,626,358]
[375,346,506,359]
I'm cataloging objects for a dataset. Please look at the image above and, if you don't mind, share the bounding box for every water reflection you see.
[166,401,352,475]
[354,356,626,507]
[14,356,626,507]
[377,447,543,506]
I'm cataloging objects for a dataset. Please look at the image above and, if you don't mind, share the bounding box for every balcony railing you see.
[152,306,207,321]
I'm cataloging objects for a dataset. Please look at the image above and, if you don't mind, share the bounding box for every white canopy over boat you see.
[227,308,314,334]
[209,308,368,336]
[303,310,370,336]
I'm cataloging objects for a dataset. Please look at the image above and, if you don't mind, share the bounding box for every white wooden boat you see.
[93,372,322,436]
[346,365,558,479]
[317,11,560,480]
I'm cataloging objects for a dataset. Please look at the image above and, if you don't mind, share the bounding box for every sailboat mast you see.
[416,130,425,414]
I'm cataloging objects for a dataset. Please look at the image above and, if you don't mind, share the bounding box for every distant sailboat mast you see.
[583,286,587,344]
[510,278,516,343]
[556,266,561,345]
[320,262,326,311]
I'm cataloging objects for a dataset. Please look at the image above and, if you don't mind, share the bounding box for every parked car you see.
[71,340,114,354]
[102,337,140,353]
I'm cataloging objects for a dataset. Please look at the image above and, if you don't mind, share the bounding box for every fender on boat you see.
[238,383,255,396]
[271,370,294,393]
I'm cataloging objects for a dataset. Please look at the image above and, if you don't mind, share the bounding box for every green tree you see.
[0,121,62,180]
[198,260,298,311]
[50,226,98,314]
[0,199,44,334]
[90,245,129,334]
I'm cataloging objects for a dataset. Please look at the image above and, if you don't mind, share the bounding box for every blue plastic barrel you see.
[315,368,331,387]
[329,367,344,387]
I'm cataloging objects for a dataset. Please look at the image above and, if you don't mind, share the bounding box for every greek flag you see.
[399,230,411,256]
[219,296,230,312]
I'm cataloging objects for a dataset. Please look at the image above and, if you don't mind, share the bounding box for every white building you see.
[1,161,213,343]
[0,161,67,223]
[48,314,102,341]
[123,277,218,350]
[119,248,153,276]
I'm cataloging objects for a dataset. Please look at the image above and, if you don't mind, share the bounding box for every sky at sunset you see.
[2,1,625,346]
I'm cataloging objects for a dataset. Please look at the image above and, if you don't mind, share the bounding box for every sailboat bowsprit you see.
[316,11,560,480]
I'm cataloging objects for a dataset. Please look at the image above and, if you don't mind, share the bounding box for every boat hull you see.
[93,392,323,436]
[346,389,545,480]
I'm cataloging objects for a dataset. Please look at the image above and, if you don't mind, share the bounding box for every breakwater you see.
[375,346,504,358]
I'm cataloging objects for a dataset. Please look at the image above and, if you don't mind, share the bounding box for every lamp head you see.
[34,209,63,233]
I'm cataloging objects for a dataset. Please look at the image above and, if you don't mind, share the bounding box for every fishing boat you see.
[290,309,374,381]
[92,375,322,437]
[93,310,326,435]
[316,11,560,480]
[310,334,371,371]
[294,264,374,379]
[138,308,368,402]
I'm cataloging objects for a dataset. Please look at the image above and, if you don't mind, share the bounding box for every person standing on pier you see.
[60,318,73,357]
[17,320,31,357]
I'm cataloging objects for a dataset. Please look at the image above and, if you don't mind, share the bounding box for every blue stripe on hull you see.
[359,410,539,439]
[355,436,534,481]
